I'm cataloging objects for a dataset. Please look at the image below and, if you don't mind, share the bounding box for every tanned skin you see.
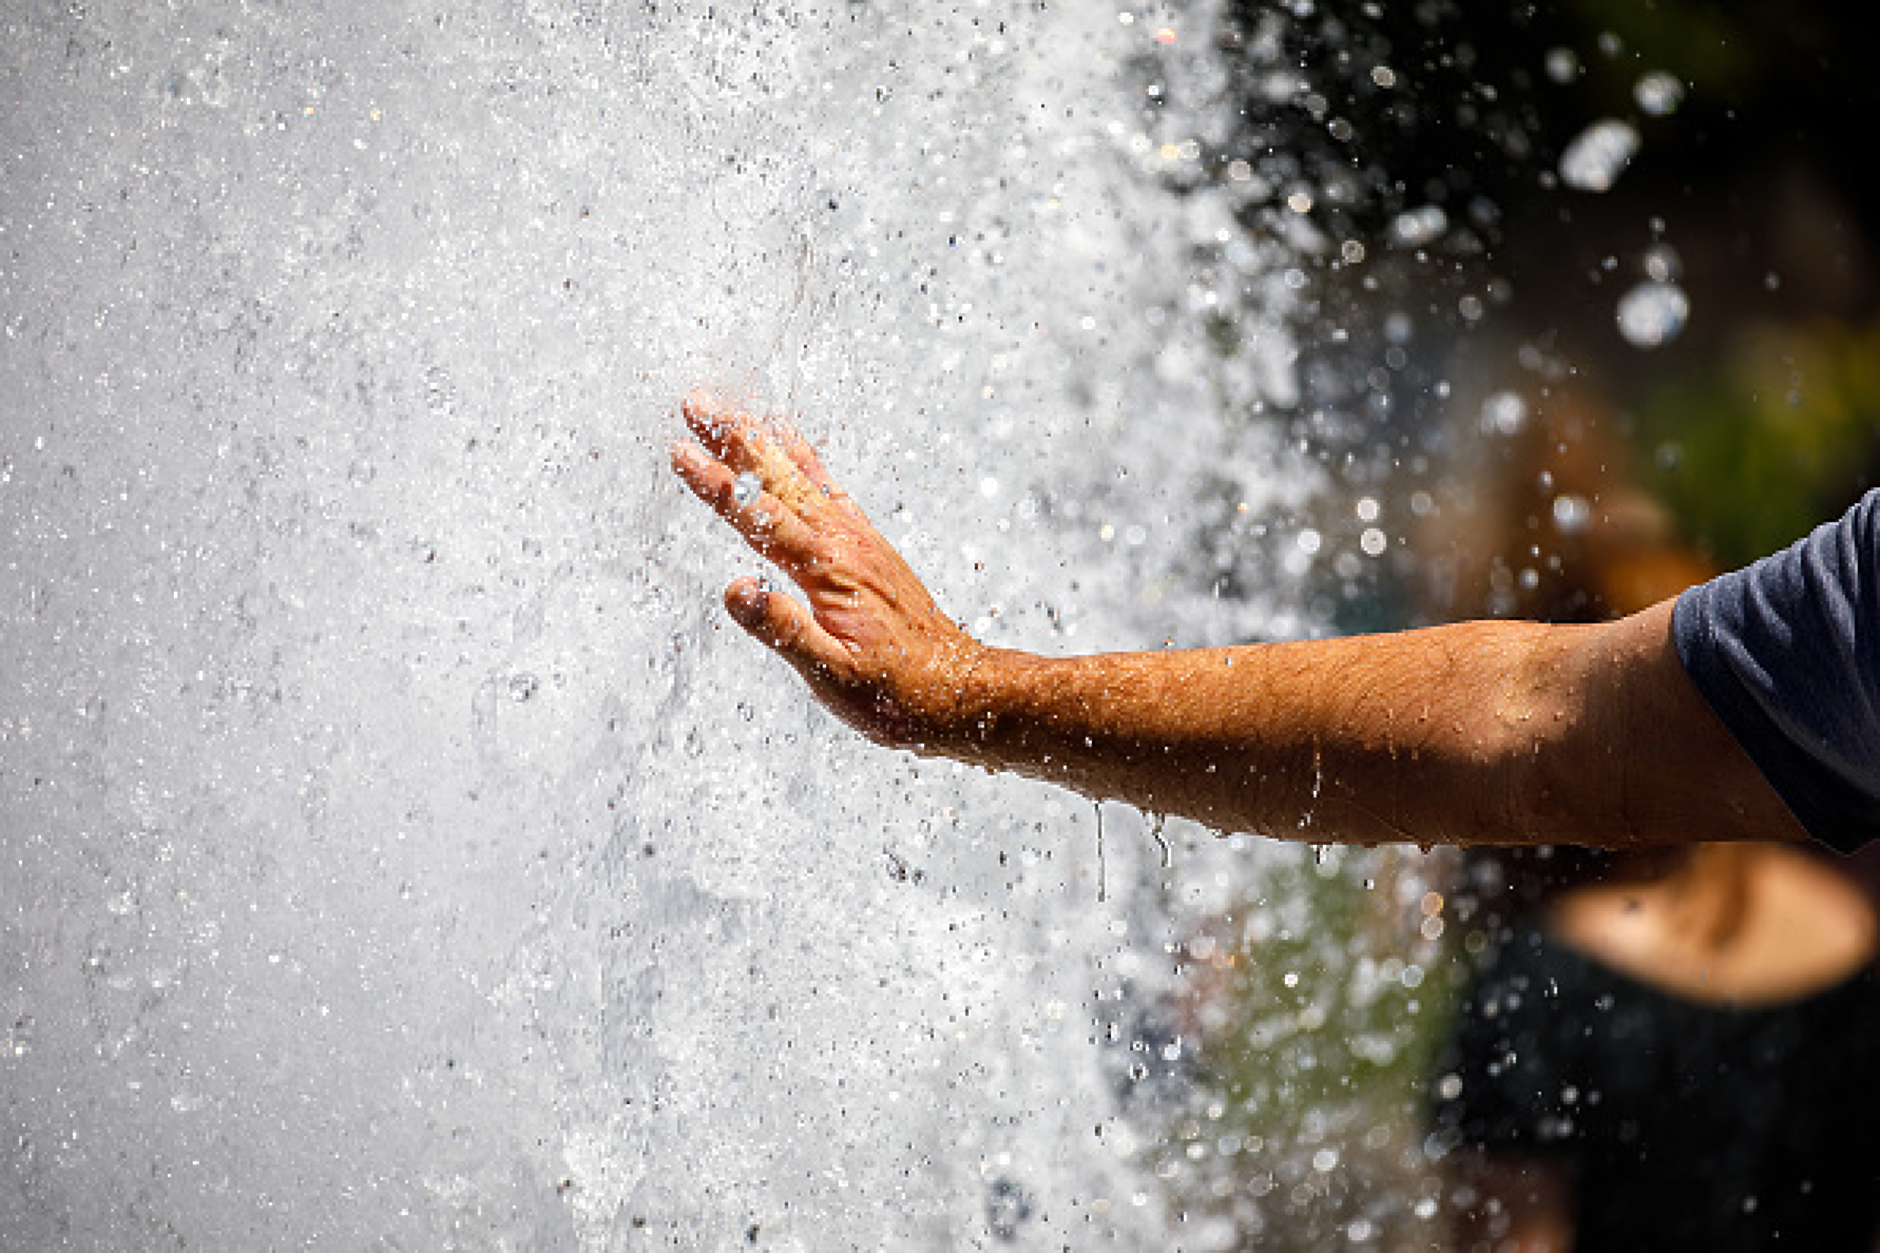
[669,391,1806,851]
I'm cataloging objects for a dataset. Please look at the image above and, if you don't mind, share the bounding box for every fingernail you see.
[727,583,767,628]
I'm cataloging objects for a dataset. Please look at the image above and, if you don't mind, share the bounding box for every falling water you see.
[0,1,1399,1248]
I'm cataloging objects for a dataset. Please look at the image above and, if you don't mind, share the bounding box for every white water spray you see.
[0,2,1337,1247]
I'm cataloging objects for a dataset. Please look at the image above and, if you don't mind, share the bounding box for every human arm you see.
[669,392,1808,849]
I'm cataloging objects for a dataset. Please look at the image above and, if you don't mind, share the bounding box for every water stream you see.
[0,2,1418,1247]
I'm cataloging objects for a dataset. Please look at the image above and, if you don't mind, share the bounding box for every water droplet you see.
[1633,70,1684,116]
[1551,493,1592,533]
[1558,119,1639,192]
[1388,204,1448,248]
[1615,281,1689,347]
[732,471,762,507]
[1643,243,1682,282]
[1479,390,1528,436]
[1149,813,1171,869]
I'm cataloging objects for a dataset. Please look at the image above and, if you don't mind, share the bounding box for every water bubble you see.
[1615,281,1689,347]
[1558,119,1639,192]
[1633,71,1685,117]
[1544,47,1580,83]
[732,471,762,507]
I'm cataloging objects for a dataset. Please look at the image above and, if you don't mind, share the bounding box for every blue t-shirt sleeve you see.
[1672,488,1880,853]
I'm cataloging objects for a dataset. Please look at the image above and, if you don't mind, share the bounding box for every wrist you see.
[912,642,1046,765]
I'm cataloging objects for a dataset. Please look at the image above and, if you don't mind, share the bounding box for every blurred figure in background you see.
[1422,390,1880,1252]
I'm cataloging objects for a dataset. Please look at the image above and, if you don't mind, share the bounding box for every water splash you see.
[0,1,1318,1246]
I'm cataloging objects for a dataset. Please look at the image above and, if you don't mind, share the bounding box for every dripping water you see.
[1149,812,1172,870]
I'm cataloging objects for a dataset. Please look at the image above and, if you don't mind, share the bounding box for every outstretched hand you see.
[670,390,988,749]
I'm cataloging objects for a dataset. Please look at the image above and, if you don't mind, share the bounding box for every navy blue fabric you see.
[1674,489,1880,853]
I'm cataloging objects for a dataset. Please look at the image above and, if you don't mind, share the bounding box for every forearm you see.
[928,602,1803,848]
[930,621,1576,845]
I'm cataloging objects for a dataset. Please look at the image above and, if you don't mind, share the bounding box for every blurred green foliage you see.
[1634,319,1880,566]
[1166,850,1468,1244]
[1198,853,1463,1118]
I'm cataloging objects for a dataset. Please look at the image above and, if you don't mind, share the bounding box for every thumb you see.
[724,577,845,679]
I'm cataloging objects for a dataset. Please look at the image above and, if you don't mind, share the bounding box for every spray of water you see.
[0,1,1354,1247]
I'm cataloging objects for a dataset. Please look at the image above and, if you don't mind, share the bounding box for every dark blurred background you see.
[1198,0,1880,608]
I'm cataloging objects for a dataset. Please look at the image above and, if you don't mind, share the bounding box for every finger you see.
[771,416,846,501]
[724,576,848,680]
[671,440,825,566]
[683,390,792,481]
[681,386,740,445]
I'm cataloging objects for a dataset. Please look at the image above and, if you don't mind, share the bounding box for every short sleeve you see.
[1673,489,1880,853]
